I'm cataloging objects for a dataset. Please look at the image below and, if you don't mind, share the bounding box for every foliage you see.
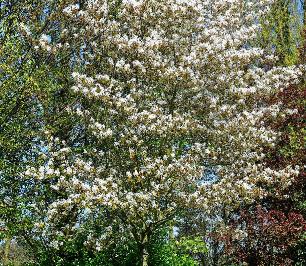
[150,228,206,266]
[259,0,302,65]
[222,206,306,266]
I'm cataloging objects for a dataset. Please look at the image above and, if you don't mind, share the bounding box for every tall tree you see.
[0,1,81,263]
[23,1,302,265]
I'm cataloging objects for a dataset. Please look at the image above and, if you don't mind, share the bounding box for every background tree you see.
[0,0,82,263]
[217,1,306,265]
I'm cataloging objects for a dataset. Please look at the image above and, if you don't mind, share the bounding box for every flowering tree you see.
[24,0,302,265]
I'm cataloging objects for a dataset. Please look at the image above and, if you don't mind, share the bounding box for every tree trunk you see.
[3,237,11,265]
[303,0,306,28]
[140,234,149,266]
[142,246,149,266]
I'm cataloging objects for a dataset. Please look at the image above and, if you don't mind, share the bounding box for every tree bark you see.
[142,246,149,266]
[140,234,149,266]
[3,237,11,266]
